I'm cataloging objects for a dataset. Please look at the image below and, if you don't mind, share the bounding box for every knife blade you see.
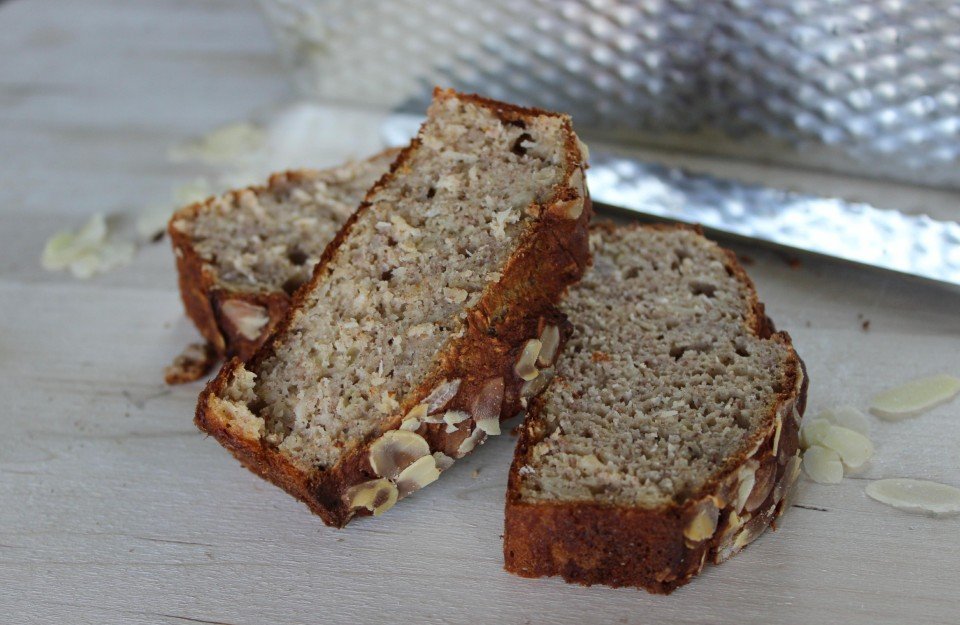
[588,151,960,288]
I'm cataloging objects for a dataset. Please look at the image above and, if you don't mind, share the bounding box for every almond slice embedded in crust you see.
[472,377,504,435]
[423,379,461,414]
[456,426,486,458]
[515,340,542,381]
[221,300,269,341]
[396,455,441,497]
[368,430,430,479]
[537,325,560,367]
[734,460,758,513]
[443,410,470,433]
[345,479,398,516]
[521,367,554,400]
[683,498,719,545]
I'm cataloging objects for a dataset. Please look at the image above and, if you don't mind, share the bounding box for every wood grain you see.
[1,1,959,624]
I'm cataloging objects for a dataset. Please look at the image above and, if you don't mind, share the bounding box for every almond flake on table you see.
[41,213,135,279]
[802,445,844,484]
[869,374,960,421]
[814,405,870,435]
[817,425,873,471]
[865,478,960,518]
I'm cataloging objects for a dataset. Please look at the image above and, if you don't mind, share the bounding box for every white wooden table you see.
[2,2,959,624]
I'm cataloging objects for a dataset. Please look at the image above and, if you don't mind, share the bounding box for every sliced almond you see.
[865,478,960,518]
[771,413,783,456]
[799,419,833,450]
[802,445,843,484]
[345,479,398,516]
[456,426,486,458]
[818,425,873,470]
[552,197,584,220]
[514,339,542,381]
[521,367,554,399]
[432,452,455,471]
[869,374,960,420]
[423,379,461,414]
[568,166,585,195]
[368,430,430,479]
[537,325,560,367]
[816,405,869,436]
[404,403,429,422]
[732,521,763,552]
[221,300,269,341]
[476,417,501,436]
[399,417,421,431]
[744,461,776,512]
[734,461,758,513]
[715,511,762,563]
[471,377,504,425]
[683,499,719,544]
[442,410,470,433]
[395,455,440,497]
[774,454,802,503]
[721,510,748,543]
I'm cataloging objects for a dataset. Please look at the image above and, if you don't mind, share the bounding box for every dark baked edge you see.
[194,88,594,527]
[503,222,808,594]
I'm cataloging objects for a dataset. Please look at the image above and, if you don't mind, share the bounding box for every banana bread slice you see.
[169,149,398,361]
[504,224,807,594]
[196,89,592,527]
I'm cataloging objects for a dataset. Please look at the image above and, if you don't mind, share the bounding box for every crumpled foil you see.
[259,0,960,190]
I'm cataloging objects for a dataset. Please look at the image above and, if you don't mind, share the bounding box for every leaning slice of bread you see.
[169,149,398,361]
[504,224,807,594]
[196,89,592,527]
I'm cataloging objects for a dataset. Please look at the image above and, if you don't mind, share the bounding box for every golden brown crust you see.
[195,90,593,527]
[167,150,403,364]
[503,223,807,593]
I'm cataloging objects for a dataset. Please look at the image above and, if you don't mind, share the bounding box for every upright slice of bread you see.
[196,89,592,527]
[169,149,398,361]
[504,224,807,594]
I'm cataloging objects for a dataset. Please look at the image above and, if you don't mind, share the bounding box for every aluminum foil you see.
[259,0,960,190]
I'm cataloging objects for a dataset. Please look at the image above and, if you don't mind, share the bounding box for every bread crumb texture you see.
[178,152,394,295]
[518,227,793,507]
[219,93,575,471]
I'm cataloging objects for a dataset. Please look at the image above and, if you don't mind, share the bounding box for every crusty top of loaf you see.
[216,90,586,471]
[516,225,795,507]
[171,150,396,294]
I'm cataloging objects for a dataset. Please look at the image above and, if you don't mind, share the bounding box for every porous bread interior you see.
[518,227,791,507]
[224,94,573,470]
[179,151,394,294]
